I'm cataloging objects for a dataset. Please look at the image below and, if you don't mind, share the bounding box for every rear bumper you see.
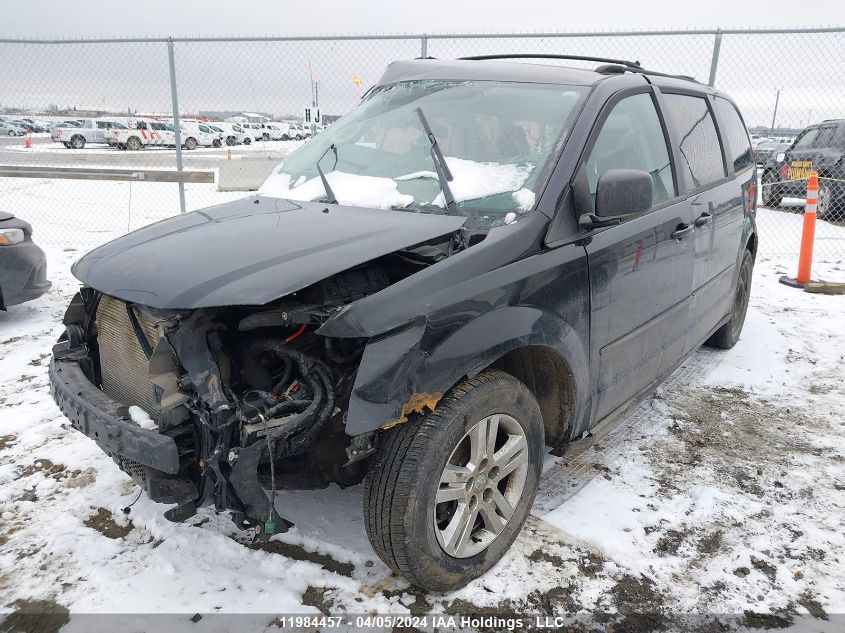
[49,356,180,474]
[0,240,51,309]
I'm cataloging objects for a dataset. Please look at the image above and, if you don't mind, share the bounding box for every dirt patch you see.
[797,592,828,620]
[577,552,606,577]
[654,528,687,556]
[743,610,793,629]
[2,598,70,633]
[65,468,96,489]
[696,529,723,555]
[300,586,334,615]
[527,548,569,567]
[606,575,666,633]
[750,555,777,582]
[84,507,133,539]
[243,538,354,577]
[0,434,17,451]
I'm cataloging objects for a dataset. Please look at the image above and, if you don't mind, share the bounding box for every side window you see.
[792,128,818,149]
[714,98,753,173]
[663,94,726,189]
[96,121,109,129]
[585,92,675,209]
[814,126,836,148]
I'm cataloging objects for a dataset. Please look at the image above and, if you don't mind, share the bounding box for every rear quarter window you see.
[714,98,753,173]
[663,93,726,190]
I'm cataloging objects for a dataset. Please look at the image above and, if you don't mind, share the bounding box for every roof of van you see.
[373,58,724,98]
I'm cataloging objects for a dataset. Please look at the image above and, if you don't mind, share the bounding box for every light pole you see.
[770,88,781,134]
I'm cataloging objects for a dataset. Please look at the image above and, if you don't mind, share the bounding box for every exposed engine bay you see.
[55,238,457,536]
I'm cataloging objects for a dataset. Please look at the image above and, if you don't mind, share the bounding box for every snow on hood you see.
[258,170,413,210]
[398,157,533,207]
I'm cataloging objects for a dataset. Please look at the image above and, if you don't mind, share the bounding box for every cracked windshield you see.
[259,80,586,228]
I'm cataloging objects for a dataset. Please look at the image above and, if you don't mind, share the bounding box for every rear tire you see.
[707,249,753,349]
[363,370,543,592]
[212,138,222,148]
[184,137,198,150]
[226,136,236,146]
[816,180,845,221]
[282,134,290,141]
[243,137,251,145]
[761,171,782,208]
[262,133,270,141]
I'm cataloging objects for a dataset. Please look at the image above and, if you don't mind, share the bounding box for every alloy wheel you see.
[434,414,529,558]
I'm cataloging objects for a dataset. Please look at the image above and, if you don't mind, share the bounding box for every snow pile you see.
[258,170,413,209]
[431,157,532,207]
[127,405,156,431]
[512,188,536,212]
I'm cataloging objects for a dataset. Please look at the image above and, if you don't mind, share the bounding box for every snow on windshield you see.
[395,157,533,208]
[259,156,533,211]
[258,170,413,209]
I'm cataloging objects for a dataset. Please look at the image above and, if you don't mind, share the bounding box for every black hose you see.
[237,340,335,456]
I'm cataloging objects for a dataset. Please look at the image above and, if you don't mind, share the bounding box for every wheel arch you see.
[344,305,590,448]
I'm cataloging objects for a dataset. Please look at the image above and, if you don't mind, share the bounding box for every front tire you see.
[243,137,251,145]
[363,370,543,592]
[126,136,142,151]
[707,249,753,349]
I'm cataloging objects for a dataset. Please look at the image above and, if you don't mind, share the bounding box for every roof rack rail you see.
[457,53,700,84]
[458,53,642,68]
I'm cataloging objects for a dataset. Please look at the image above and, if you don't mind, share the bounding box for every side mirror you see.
[595,168,653,217]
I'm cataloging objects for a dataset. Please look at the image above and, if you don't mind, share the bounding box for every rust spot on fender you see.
[381,391,443,429]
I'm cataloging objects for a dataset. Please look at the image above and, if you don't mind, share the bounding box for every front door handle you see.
[671,223,695,241]
[694,212,713,227]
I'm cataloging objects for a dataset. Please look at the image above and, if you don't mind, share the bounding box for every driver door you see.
[582,91,696,421]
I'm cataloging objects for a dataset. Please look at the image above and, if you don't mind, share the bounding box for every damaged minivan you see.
[49,56,757,591]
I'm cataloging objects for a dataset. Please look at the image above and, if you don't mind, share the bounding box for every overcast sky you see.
[3,1,843,128]
[5,0,842,37]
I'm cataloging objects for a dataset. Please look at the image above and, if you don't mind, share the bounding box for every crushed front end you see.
[48,268,398,535]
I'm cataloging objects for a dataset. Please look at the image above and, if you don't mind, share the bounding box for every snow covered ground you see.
[0,200,844,631]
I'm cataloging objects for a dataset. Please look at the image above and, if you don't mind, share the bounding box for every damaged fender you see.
[343,305,590,437]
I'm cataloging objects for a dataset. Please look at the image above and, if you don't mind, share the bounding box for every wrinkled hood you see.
[72,196,466,309]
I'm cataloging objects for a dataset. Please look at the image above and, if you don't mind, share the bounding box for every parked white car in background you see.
[206,122,249,146]
[106,119,174,150]
[174,121,222,149]
[0,121,27,136]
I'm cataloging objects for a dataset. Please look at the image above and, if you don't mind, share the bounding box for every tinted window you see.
[663,94,726,189]
[96,121,109,129]
[793,128,818,149]
[814,125,836,147]
[585,93,675,208]
[714,98,753,173]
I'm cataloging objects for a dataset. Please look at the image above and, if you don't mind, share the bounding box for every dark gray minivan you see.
[50,55,756,591]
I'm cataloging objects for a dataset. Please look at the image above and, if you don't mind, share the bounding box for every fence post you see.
[167,38,186,215]
[420,34,428,58]
[707,30,722,87]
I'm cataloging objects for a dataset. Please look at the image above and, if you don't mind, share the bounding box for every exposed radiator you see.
[96,295,162,417]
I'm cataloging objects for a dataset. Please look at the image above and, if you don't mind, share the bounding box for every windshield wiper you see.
[415,107,457,210]
[316,143,339,204]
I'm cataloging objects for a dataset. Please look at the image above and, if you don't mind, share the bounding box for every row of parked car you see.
[0,116,62,136]
[22,116,315,150]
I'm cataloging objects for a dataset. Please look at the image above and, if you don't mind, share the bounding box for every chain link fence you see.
[1,28,844,266]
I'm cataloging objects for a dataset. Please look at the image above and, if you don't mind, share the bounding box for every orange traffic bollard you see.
[24,132,32,149]
[779,171,818,288]
[227,147,232,160]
